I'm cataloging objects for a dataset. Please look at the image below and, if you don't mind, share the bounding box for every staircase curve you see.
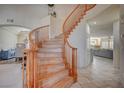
[23,4,96,88]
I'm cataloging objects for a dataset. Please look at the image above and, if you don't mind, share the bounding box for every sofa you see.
[92,49,113,59]
[0,52,2,60]
[0,49,15,60]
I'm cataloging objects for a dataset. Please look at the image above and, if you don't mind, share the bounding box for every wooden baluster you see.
[84,4,87,12]
[69,47,72,76]
[29,50,35,88]
[22,54,25,87]
[34,50,38,88]
[28,51,31,88]
[26,50,30,87]
[29,51,32,87]
[31,50,34,88]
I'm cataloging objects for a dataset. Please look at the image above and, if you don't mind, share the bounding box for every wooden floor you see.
[71,56,123,88]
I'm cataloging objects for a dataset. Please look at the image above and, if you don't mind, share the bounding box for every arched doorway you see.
[0,24,31,88]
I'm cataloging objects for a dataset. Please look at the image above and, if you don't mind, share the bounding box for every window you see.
[90,36,113,49]
[101,36,113,49]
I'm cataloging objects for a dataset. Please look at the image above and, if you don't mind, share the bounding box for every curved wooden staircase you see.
[23,4,96,88]
[37,35,74,88]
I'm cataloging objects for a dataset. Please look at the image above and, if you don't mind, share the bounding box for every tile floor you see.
[0,63,22,88]
[71,56,123,88]
[0,56,123,88]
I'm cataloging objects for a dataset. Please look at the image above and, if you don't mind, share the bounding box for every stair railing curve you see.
[26,25,49,88]
[25,4,96,88]
[63,4,96,82]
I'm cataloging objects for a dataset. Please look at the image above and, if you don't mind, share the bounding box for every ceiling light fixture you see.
[93,21,97,24]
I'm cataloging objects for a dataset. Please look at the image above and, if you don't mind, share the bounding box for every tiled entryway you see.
[71,56,123,88]
[0,63,22,88]
[0,56,123,88]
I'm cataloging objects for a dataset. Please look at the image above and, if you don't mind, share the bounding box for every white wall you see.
[113,21,120,68]
[0,4,76,32]
[17,31,29,43]
[39,4,77,38]
[37,15,57,39]
[120,5,124,87]
[50,16,56,38]
[90,24,113,37]
[68,19,90,68]
[53,4,77,36]
[0,27,17,50]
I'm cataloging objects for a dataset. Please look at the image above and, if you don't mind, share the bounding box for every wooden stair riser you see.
[48,39,63,42]
[38,57,64,64]
[39,48,64,52]
[39,64,65,73]
[42,44,64,48]
[44,42,64,45]
[37,52,64,58]
[39,69,66,80]
[55,34,64,39]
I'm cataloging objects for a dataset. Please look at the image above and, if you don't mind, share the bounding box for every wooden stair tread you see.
[38,61,63,65]
[38,57,64,64]
[39,69,68,81]
[43,43,64,45]
[39,68,66,80]
[39,48,64,53]
[39,63,65,71]
[42,45,64,48]
[38,56,64,59]
[38,51,64,53]
[39,70,69,87]
[44,43,64,45]
[44,41,64,43]
[37,52,63,58]
[46,40,63,42]
[50,77,74,88]
[39,62,64,66]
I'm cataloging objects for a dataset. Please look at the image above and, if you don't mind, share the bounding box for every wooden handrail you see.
[63,5,80,31]
[26,25,49,88]
[25,4,96,88]
[63,5,80,49]
[86,4,96,11]
[63,4,96,82]
[29,25,49,48]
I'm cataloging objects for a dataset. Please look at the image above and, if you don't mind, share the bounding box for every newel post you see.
[72,48,77,82]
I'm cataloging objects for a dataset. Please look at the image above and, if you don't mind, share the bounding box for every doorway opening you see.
[0,25,30,88]
[74,5,122,88]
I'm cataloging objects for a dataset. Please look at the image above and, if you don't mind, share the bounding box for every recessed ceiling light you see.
[93,21,97,24]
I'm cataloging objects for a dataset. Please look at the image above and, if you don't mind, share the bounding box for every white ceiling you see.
[88,5,120,26]
[87,5,120,37]
[0,26,30,35]
[90,23,113,37]
[0,4,48,19]
[0,4,49,29]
